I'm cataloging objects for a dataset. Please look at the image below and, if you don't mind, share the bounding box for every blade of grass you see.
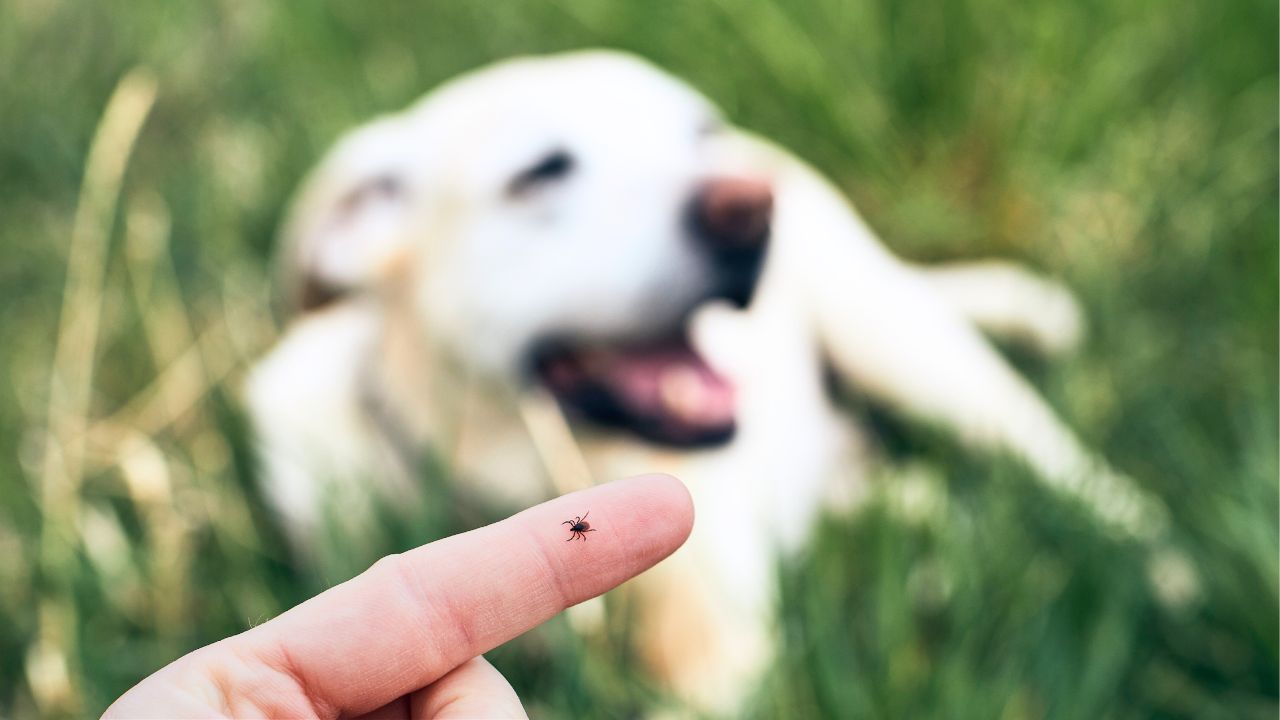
[30,68,156,717]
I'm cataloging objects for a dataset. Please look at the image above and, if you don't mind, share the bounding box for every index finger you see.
[245,473,693,716]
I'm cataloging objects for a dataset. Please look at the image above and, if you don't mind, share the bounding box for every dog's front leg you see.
[917,260,1085,356]
[771,163,1166,540]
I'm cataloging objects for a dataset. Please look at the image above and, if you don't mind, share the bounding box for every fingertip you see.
[638,472,695,543]
[601,473,694,564]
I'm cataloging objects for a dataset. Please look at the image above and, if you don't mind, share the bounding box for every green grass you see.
[1,0,1275,717]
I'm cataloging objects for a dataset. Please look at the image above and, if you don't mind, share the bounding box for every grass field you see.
[1,0,1276,717]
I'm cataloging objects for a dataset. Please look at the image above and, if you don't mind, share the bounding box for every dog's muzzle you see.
[529,176,774,448]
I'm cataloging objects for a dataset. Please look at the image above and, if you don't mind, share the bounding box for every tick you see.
[563,512,597,541]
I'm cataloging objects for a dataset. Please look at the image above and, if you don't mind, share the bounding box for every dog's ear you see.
[279,116,416,314]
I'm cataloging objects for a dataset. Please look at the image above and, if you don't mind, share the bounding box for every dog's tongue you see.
[596,346,736,427]
[537,339,736,443]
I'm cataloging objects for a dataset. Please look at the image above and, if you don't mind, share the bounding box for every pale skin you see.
[103,474,694,719]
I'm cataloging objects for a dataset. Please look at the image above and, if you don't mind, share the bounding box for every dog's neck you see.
[357,288,525,476]
[357,290,446,446]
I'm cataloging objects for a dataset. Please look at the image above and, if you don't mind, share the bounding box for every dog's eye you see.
[339,173,403,213]
[508,149,575,197]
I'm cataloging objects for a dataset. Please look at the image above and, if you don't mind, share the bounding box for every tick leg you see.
[562,520,573,526]
[566,534,574,541]
[581,511,590,522]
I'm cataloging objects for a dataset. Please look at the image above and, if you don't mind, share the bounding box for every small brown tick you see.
[562,512,597,541]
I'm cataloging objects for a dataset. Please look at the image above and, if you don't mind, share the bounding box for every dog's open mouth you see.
[531,333,735,447]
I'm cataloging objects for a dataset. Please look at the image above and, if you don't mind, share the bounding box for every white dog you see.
[247,50,1165,712]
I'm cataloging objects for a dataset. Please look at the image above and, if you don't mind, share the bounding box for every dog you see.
[246,50,1165,712]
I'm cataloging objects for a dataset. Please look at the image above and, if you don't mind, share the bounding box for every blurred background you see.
[1,0,1276,717]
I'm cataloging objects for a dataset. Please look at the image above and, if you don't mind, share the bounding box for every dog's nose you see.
[690,177,773,251]
[688,177,772,308]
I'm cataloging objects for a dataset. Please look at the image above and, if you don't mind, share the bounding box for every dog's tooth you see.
[659,365,706,420]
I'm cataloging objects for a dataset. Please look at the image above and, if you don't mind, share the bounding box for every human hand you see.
[103,474,693,719]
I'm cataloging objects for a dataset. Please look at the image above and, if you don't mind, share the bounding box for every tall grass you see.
[0,1,1275,717]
